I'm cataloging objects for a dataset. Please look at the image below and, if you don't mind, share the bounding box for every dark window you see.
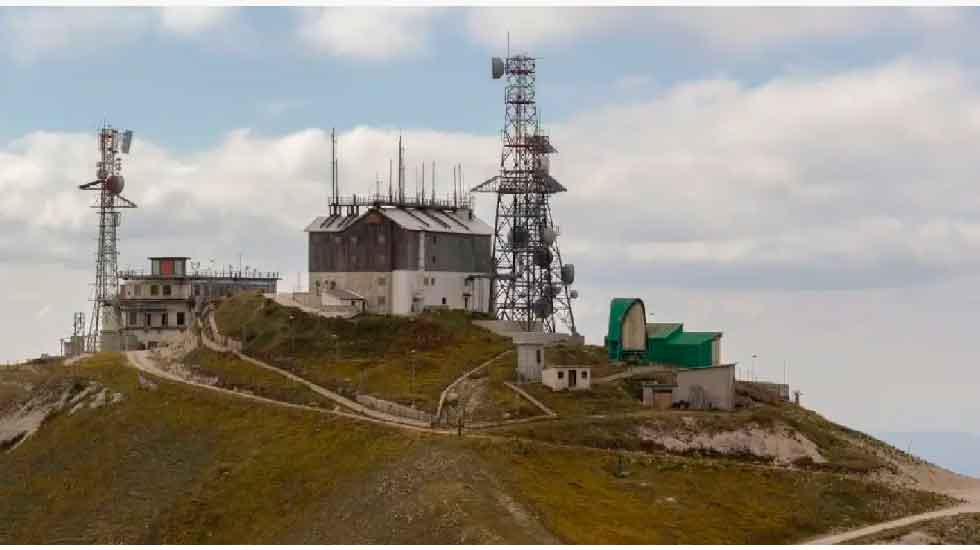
[536,349,542,364]
[557,371,564,379]
[150,285,159,296]
[134,285,142,296]
[146,313,152,327]
[127,312,137,326]
[194,285,201,297]
[378,277,386,286]
[441,297,447,305]
[162,313,168,327]
[163,285,172,296]
[581,370,588,379]
[330,281,336,290]
[431,255,436,264]
[177,312,185,326]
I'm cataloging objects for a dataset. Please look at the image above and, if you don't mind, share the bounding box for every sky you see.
[3,6,980,442]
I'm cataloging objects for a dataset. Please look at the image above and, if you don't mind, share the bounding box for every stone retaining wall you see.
[356,394,434,424]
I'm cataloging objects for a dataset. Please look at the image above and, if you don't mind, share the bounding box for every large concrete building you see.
[305,204,493,315]
[116,257,279,350]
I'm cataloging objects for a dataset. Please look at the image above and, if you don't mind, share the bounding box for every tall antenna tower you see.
[472,53,577,334]
[78,125,137,352]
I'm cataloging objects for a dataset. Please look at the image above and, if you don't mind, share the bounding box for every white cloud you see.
[158,7,232,36]
[465,7,629,50]
[298,7,438,61]
[0,8,153,62]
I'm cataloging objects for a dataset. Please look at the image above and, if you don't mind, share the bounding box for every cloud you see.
[0,8,153,62]
[464,7,631,50]
[298,7,439,61]
[158,7,232,36]
[462,7,968,53]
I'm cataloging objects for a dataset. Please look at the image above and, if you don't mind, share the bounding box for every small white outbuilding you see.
[542,366,591,391]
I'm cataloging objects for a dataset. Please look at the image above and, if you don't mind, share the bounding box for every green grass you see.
[182,348,338,409]
[848,513,980,544]
[0,353,423,544]
[472,437,954,544]
[0,354,957,544]
[213,292,510,412]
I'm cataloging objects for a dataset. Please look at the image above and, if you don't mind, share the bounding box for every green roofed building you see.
[606,298,723,368]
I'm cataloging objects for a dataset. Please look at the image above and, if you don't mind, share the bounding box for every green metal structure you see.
[606,298,722,368]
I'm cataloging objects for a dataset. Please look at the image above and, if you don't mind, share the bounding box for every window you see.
[378,296,386,306]
[441,297,447,305]
[176,312,185,326]
[127,312,137,326]
[377,277,386,286]
[163,285,172,296]
[146,313,152,327]
[536,349,542,364]
[330,281,336,290]
[433,235,438,244]
[151,259,160,275]
[194,285,201,297]
[581,370,588,379]
[431,277,436,286]
[134,285,142,297]
[351,235,359,246]
[557,370,564,379]
[431,255,436,264]
[150,285,159,296]
[161,313,169,327]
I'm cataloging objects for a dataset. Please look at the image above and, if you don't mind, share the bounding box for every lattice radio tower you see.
[472,53,578,334]
[78,125,137,352]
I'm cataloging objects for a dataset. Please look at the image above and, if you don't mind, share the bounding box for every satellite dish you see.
[569,290,579,299]
[106,174,125,195]
[541,227,558,245]
[491,57,505,79]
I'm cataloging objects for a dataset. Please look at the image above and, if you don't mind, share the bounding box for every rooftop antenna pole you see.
[330,128,339,211]
[431,160,436,204]
[421,161,426,204]
[389,158,393,201]
[398,134,405,202]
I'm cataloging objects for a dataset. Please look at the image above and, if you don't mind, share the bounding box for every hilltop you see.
[2,292,977,544]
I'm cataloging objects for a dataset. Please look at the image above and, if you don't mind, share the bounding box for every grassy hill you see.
[212,292,509,412]
[0,346,961,544]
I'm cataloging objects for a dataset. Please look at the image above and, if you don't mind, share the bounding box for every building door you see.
[568,369,577,388]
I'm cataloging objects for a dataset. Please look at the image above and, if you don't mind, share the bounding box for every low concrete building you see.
[321,288,367,314]
[673,364,735,411]
[514,332,547,383]
[542,366,591,391]
[116,257,279,350]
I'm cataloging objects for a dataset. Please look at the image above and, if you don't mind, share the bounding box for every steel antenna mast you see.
[78,125,137,352]
[471,53,577,334]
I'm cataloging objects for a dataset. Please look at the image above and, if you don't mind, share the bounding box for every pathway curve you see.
[125,350,447,435]
[804,486,980,544]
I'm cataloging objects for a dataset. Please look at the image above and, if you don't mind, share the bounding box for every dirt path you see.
[804,486,980,544]
[125,350,447,435]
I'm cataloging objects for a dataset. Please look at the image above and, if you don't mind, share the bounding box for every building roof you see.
[666,331,722,346]
[646,322,683,340]
[305,206,491,236]
[324,288,366,301]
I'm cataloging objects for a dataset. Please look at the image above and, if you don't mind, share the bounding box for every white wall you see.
[312,270,490,316]
[673,365,735,411]
[542,367,592,391]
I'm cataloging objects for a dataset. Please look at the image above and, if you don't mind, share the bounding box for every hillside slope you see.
[0,347,968,544]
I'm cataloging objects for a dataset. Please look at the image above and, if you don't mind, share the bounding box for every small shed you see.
[647,323,722,368]
[542,366,591,391]
[514,333,548,383]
